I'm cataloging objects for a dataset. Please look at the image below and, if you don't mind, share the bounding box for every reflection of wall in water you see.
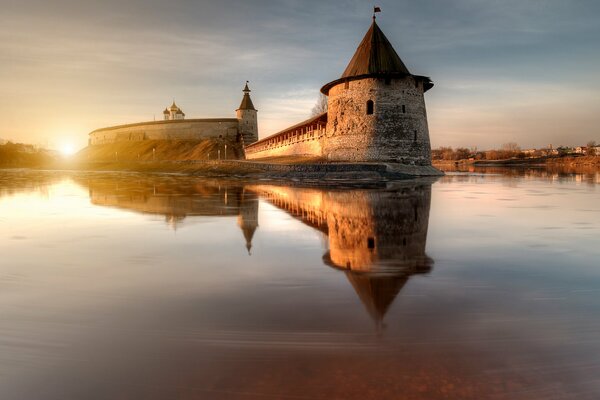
[84,176,433,324]
[82,177,259,251]
[250,183,433,324]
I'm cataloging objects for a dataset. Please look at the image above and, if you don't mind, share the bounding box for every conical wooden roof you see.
[341,20,410,78]
[345,272,408,324]
[237,83,256,111]
[238,94,255,111]
[321,20,432,94]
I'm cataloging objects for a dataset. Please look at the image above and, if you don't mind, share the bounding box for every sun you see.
[60,143,76,157]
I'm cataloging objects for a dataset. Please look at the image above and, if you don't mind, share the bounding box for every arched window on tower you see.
[366,100,374,115]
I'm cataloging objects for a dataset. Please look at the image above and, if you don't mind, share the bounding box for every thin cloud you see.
[0,0,599,149]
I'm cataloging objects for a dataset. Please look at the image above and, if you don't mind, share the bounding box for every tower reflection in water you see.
[251,182,433,326]
[83,175,433,325]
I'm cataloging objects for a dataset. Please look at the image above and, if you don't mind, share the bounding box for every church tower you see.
[320,17,434,165]
[236,82,258,145]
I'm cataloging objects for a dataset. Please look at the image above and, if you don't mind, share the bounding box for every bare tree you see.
[439,147,454,160]
[455,148,471,160]
[486,150,500,160]
[502,142,520,152]
[311,93,328,117]
[587,141,597,156]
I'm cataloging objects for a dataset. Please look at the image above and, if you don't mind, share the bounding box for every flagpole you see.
[373,6,381,20]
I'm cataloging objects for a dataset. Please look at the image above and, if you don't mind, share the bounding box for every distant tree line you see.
[0,142,56,167]
[433,141,600,161]
[432,143,525,161]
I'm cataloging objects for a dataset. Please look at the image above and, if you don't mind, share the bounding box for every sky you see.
[0,0,599,151]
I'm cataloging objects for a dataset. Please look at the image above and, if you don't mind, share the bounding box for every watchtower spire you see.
[238,81,256,111]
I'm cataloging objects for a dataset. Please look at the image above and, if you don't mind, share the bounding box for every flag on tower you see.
[374,6,381,13]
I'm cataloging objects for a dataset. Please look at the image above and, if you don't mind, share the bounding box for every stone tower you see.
[236,82,258,145]
[320,18,434,165]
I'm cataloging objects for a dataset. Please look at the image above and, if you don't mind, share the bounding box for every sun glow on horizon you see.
[60,143,76,157]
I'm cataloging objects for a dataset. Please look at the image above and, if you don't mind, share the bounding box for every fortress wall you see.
[245,135,323,159]
[244,113,327,160]
[323,77,431,165]
[322,79,376,161]
[89,119,239,145]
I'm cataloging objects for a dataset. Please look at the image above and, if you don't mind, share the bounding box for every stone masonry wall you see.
[323,77,431,165]
[89,119,240,145]
[245,135,322,159]
[244,126,325,160]
[236,110,259,145]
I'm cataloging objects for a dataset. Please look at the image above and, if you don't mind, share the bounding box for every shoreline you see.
[6,160,443,184]
[433,155,600,168]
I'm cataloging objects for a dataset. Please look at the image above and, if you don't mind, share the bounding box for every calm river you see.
[1,168,599,399]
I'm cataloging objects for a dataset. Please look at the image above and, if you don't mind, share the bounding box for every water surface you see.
[1,169,599,399]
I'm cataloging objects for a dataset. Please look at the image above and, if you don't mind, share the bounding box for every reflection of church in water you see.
[84,176,433,325]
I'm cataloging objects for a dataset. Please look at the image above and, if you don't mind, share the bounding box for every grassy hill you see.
[75,138,243,163]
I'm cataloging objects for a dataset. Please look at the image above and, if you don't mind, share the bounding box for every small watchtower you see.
[320,16,434,165]
[236,82,258,144]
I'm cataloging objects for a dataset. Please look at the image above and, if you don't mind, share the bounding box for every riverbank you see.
[433,155,600,168]
[4,140,445,182]
[47,159,443,182]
